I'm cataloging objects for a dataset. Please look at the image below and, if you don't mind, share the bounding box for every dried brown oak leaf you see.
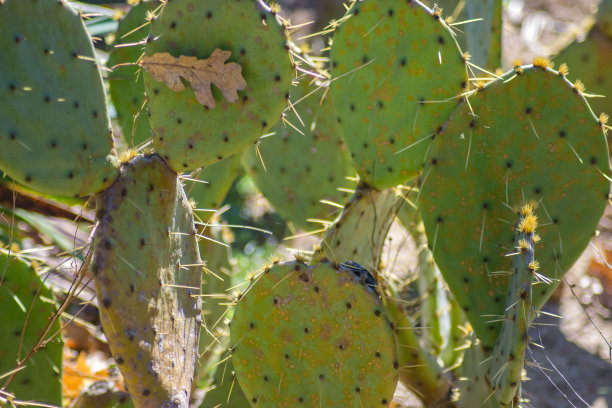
[140,48,246,109]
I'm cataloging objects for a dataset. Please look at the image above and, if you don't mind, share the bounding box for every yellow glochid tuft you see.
[517,239,529,253]
[599,112,609,126]
[574,79,585,93]
[532,56,552,69]
[518,213,538,234]
[519,201,537,217]
[558,63,569,76]
[528,260,540,272]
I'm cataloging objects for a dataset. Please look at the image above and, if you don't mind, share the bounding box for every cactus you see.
[230,260,398,407]
[0,0,119,197]
[0,251,63,406]
[186,154,242,218]
[108,1,158,149]
[91,155,202,408]
[143,0,294,172]
[419,64,610,348]
[2,0,612,406]
[242,78,355,230]
[330,0,468,188]
[553,4,612,130]
[463,1,502,70]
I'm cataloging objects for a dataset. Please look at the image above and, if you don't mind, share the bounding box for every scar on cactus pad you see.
[140,49,247,109]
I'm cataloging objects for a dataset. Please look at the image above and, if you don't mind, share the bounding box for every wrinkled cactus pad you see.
[0,0,119,197]
[231,260,398,407]
[144,0,293,172]
[92,155,202,408]
[330,0,468,188]
[419,66,610,347]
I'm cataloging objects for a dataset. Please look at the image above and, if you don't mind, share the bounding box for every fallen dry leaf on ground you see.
[140,48,246,109]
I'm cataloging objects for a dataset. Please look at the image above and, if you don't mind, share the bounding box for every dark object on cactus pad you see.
[230,260,398,407]
[0,0,119,197]
[92,155,202,408]
[419,65,610,348]
[144,0,293,173]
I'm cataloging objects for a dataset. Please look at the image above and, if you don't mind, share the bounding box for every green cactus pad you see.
[553,30,612,128]
[486,206,537,405]
[597,0,612,39]
[144,0,293,172]
[230,260,398,407]
[242,81,355,230]
[108,1,157,149]
[464,1,502,70]
[92,155,202,408]
[419,66,610,348]
[201,360,251,408]
[315,185,402,273]
[330,0,468,188]
[186,154,242,216]
[0,0,119,197]
[0,252,63,405]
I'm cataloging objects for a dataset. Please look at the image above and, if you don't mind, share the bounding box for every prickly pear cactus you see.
[144,0,293,172]
[419,64,611,348]
[0,252,63,406]
[108,1,157,149]
[0,0,119,197]
[243,80,355,230]
[91,155,202,408]
[231,260,398,407]
[330,0,468,188]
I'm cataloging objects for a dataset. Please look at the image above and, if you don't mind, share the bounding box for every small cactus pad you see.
[92,155,202,408]
[186,154,242,217]
[0,0,119,196]
[230,260,398,407]
[0,252,63,405]
[486,205,537,405]
[200,360,251,408]
[330,0,468,188]
[144,0,293,172]
[108,1,157,148]
[242,81,355,230]
[419,66,610,348]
